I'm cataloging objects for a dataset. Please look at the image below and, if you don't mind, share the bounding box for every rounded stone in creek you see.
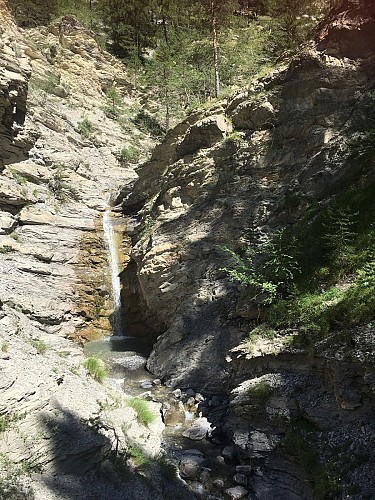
[213,478,225,491]
[215,455,225,466]
[152,378,162,386]
[195,392,205,402]
[224,486,248,499]
[179,454,206,480]
[117,354,146,371]
[140,380,153,389]
[199,468,211,485]
[186,388,195,397]
[235,465,252,476]
[162,400,186,426]
[233,473,248,487]
[172,388,182,398]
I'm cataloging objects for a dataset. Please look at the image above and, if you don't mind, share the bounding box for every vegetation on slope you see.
[225,180,375,349]
[7,0,335,127]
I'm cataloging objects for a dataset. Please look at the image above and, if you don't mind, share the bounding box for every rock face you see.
[0,5,197,500]
[119,2,375,498]
[122,53,375,390]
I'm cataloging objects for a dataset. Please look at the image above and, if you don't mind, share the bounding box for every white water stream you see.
[102,209,122,335]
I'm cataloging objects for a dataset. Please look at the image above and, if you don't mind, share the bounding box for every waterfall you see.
[103,209,122,335]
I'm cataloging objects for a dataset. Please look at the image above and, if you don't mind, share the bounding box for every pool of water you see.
[84,335,153,392]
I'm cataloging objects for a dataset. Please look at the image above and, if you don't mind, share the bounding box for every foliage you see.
[48,164,79,203]
[0,453,35,500]
[223,228,300,306]
[0,246,14,254]
[117,145,140,165]
[127,444,150,469]
[8,168,27,185]
[78,118,95,139]
[131,110,165,137]
[126,397,155,426]
[226,184,375,348]
[247,381,274,402]
[103,86,123,118]
[30,339,49,354]
[84,356,107,383]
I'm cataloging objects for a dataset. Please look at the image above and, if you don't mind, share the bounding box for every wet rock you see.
[186,389,196,397]
[222,446,236,461]
[188,481,206,498]
[182,415,215,440]
[213,478,225,491]
[224,486,248,499]
[210,395,221,407]
[215,455,225,466]
[179,454,206,480]
[233,473,248,487]
[140,380,153,389]
[195,393,205,403]
[162,400,185,426]
[173,388,182,398]
[199,468,211,485]
[235,465,252,476]
[152,378,162,386]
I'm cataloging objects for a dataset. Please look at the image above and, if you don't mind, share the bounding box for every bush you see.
[48,164,79,203]
[78,118,95,139]
[126,397,155,426]
[127,444,150,469]
[0,246,14,254]
[84,357,107,383]
[247,381,274,403]
[117,145,139,164]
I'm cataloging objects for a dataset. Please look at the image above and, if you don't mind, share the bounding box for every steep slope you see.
[120,1,375,497]
[0,4,194,499]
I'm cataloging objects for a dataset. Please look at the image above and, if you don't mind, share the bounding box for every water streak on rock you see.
[103,209,122,335]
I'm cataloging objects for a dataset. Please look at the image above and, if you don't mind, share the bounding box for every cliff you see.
[120,0,375,497]
[0,3,193,498]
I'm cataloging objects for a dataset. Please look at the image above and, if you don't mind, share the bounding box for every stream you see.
[84,208,244,499]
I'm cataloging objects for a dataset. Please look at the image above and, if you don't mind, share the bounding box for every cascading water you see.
[103,209,122,335]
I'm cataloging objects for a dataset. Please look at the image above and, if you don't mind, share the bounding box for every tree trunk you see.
[210,0,220,98]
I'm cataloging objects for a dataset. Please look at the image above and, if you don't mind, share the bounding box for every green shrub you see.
[127,444,150,469]
[0,246,14,254]
[48,164,79,203]
[103,86,123,118]
[0,453,35,499]
[247,381,274,403]
[30,339,48,355]
[223,228,301,306]
[78,118,95,139]
[8,168,27,185]
[131,110,165,137]
[84,357,107,383]
[126,397,155,426]
[117,145,140,164]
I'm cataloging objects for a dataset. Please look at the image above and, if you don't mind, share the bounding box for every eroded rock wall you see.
[122,50,375,389]
[0,7,186,499]
[120,2,375,497]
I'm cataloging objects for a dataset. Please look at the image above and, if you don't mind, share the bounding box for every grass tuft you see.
[84,356,107,383]
[126,397,155,426]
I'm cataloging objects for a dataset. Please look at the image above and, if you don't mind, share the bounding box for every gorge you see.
[0,0,375,499]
